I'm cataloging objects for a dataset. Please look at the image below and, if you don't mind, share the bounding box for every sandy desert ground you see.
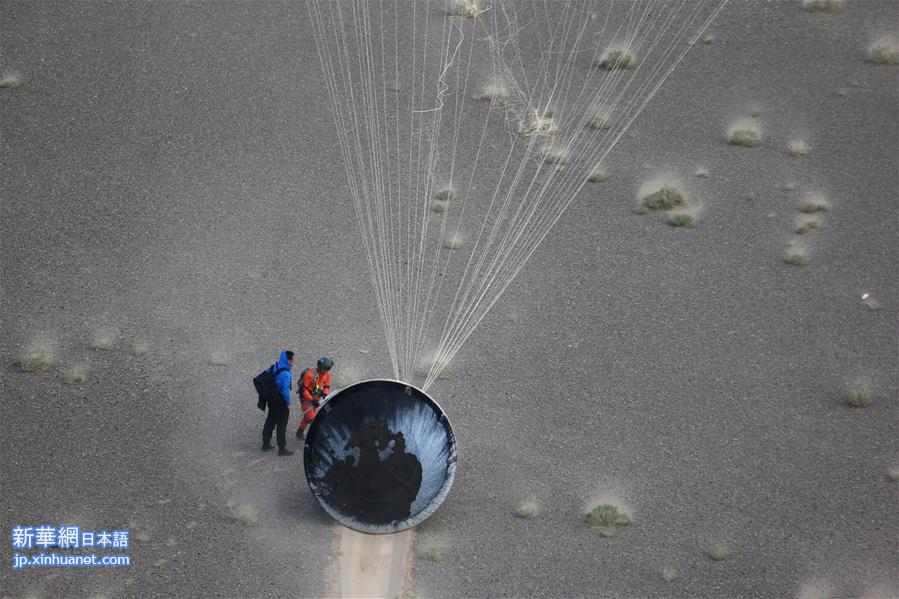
[2,1,897,597]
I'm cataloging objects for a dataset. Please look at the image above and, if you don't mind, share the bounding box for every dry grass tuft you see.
[802,0,843,14]
[92,331,115,350]
[587,167,608,183]
[584,504,632,537]
[65,366,88,384]
[789,140,811,156]
[707,543,729,561]
[418,545,445,561]
[448,0,488,19]
[515,501,539,519]
[786,253,809,266]
[435,187,456,201]
[847,383,873,408]
[0,73,21,88]
[729,128,761,147]
[543,146,571,166]
[18,345,54,372]
[477,81,507,105]
[868,43,899,65]
[599,49,635,70]
[642,186,684,211]
[231,503,258,525]
[443,235,464,250]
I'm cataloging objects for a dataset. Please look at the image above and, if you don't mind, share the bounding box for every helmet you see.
[317,357,333,371]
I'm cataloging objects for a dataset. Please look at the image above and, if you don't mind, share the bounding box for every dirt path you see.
[330,526,414,598]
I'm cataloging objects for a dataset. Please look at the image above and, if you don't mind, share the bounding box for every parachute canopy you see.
[304,379,457,534]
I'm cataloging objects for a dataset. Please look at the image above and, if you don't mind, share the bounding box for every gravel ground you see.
[2,1,896,598]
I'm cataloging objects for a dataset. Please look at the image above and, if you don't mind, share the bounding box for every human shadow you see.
[319,420,423,524]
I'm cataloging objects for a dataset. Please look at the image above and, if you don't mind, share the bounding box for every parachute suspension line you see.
[430,1,656,372]
[425,1,621,387]
[425,0,642,388]
[354,0,400,379]
[425,3,572,388]
[403,0,461,382]
[423,5,528,384]
[422,0,727,389]
[410,13,483,383]
[307,1,398,376]
[311,1,453,381]
[423,2,695,387]
[308,1,727,389]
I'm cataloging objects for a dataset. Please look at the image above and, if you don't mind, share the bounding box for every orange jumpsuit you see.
[298,368,332,434]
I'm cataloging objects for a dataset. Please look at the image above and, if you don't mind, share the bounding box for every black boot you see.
[277,448,295,456]
[262,443,274,452]
[295,427,304,440]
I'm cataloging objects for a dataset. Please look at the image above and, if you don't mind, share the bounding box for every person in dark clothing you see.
[262,350,295,456]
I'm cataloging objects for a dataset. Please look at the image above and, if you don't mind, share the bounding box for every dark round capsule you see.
[303,379,457,534]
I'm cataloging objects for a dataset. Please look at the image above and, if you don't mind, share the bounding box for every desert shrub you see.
[670,214,696,228]
[599,50,634,70]
[847,383,873,408]
[642,186,684,210]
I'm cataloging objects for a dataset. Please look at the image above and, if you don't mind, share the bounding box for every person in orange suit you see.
[296,357,333,439]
